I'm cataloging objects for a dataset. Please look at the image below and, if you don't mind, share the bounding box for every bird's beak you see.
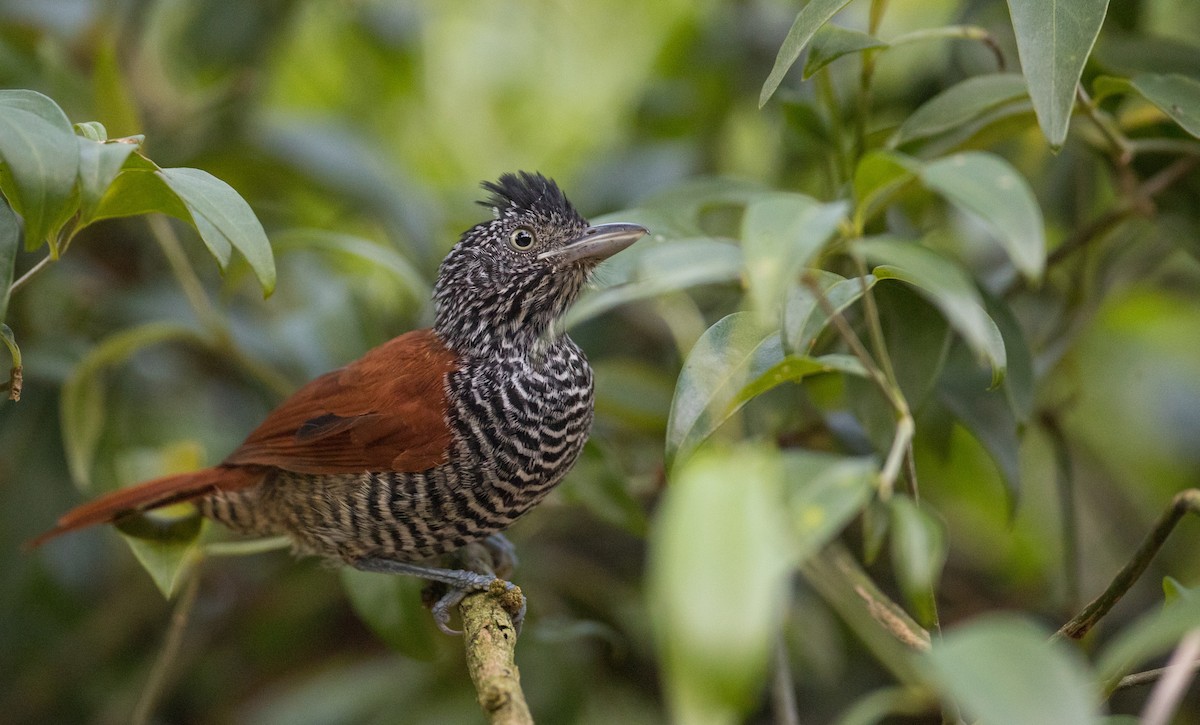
[538,222,648,264]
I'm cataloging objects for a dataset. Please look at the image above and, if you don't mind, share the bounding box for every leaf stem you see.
[9,254,54,296]
[1057,489,1200,640]
[885,26,1006,70]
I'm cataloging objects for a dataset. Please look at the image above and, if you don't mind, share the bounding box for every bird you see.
[33,171,648,633]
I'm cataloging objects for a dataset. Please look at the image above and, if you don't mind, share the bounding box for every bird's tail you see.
[28,465,263,548]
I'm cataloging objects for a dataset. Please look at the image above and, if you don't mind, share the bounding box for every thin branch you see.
[1139,629,1200,725]
[1115,659,1200,691]
[132,570,201,725]
[1057,489,1200,640]
[9,254,54,296]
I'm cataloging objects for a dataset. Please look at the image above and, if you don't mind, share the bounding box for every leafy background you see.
[3,0,1200,723]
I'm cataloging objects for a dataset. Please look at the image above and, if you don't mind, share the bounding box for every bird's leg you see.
[352,555,525,635]
[481,532,519,578]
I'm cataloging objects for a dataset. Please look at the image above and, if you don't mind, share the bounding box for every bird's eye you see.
[509,228,535,251]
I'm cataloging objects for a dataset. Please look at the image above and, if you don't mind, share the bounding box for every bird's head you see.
[433,171,646,355]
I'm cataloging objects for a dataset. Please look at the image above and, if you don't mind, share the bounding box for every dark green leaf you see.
[742,194,847,322]
[159,167,276,295]
[0,96,80,250]
[874,282,951,408]
[926,615,1101,725]
[919,152,1045,282]
[1006,0,1110,148]
[889,496,946,626]
[803,25,887,79]
[60,323,202,490]
[760,0,855,107]
[858,238,1006,385]
[0,196,17,322]
[665,313,784,468]
[649,445,790,722]
[782,451,875,564]
[892,73,1029,146]
[1096,594,1200,688]
[1130,73,1200,138]
[784,273,878,354]
[340,569,438,660]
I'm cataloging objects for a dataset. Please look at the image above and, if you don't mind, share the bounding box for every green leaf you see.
[121,524,206,598]
[1006,0,1110,148]
[272,229,429,303]
[665,313,784,468]
[803,24,887,79]
[1130,73,1200,138]
[89,167,191,223]
[892,73,1029,146]
[76,138,137,224]
[782,451,875,564]
[735,353,866,409]
[74,121,107,142]
[853,151,917,226]
[741,194,847,323]
[858,238,1006,385]
[784,272,878,354]
[759,0,856,107]
[649,445,790,723]
[1096,594,1200,688]
[919,152,1046,282]
[567,238,742,327]
[0,92,80,251]
[0,196,17,322]
[926,615,1101,725]
[889,496,946,627]
[60,323,202,490]
[159,167,276,296]
[340,569,438,660]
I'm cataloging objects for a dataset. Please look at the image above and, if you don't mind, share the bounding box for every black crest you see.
[479,171,579,220]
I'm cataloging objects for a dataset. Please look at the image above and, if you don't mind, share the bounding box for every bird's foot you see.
[431,578,525,635]
[481,532,519,579]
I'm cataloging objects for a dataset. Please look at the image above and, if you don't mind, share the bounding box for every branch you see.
[461,582,532,725]
[1057,489,1200,640]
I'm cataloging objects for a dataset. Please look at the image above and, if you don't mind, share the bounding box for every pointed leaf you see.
[1006,0,1110,148]
[666,313,784,468]
[784,273,878,354]
[1130,73,1200,138]
[893,73,1029,146]
[159,167,276,295]
[0,95,80,250]
[340,569,438,660]
[926,615,1101,725]
[121,525,205,598]
[735,353,866,409]
[858,238,1006,385]
[920,152,1045,282]
[0,196,17,322]
[782,451,875,564]
[1096,594,1200,688]
[803,25,887,79]
[760,0,855,107]
[76,138,137,224]
[889,496,947,626]
[649,445,790,722]
[742,194,847,323]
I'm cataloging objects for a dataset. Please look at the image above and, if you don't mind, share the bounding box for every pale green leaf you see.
[272,229,429,303]
[1130,73,1200,138]
[340,569,438,660]
[0,196,17,322]
[1096,594,1200,688]
[926,615,1101,725]
[120,516,206,598]
[781,451,875,564]
[893,73,1029,146]
[784,273,878,354]
[803,25,887,79]
[858,238,1006,385]
[1006,0,1110,148]
[920,152,1046,282]
[649,445,790,723]
[760,0,855,107]
[735,353,866,410]
[0,101,80,250]
[665,313,783,468]
[76,138,137,224]
[889,496,947,626]
[159,167,276,295]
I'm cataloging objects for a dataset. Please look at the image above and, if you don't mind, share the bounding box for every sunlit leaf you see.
[741,194,847,323]
[159,167,276,296]
[1096,593,1200,688]
[0,196,17,322]
[919,152,1045,282]
[784,273,878,354]
[892,73,1029,146]
[1006,0,1109,148]
[858,237,1006,385]
[803,25,886,79]
[760,0,855,107]
[649,444,790,723]
[0,91,80,251]
[782,451,875,564]
[341,569,438,661]
[60,323,203,490]
[1130,73,1200,138]
[926,615,1101,725]
[889,496,946,626]
[665,313,783,468]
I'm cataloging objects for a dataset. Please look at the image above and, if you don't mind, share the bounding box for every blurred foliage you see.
[5,0,1200,723]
